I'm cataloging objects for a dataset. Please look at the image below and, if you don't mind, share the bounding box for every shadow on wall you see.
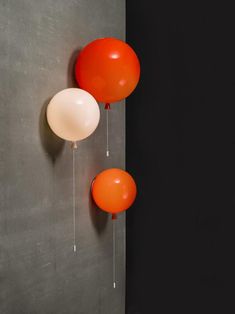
[89,187,108,235]
[39,47,109,232]
[38,47,82,164]
[39,99,65,164]
[67,48,82,88]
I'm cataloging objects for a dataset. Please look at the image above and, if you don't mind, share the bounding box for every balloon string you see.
[106,105,110,157]
[113,217,116,288]
[72,142,77,252]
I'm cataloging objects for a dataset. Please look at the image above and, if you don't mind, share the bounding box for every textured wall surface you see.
[0,1,125,313]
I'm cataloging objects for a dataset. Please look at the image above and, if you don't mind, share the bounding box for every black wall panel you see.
[126,2,235,313]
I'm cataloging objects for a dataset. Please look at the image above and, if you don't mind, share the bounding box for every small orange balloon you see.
[75,38,140,104]
[91,168,137,217]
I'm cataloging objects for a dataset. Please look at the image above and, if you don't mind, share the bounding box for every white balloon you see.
[47,88,100,141]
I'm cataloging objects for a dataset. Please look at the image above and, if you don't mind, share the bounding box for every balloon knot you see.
[71,141,78,149]
[112,213,117,220]
[105,103,111,110]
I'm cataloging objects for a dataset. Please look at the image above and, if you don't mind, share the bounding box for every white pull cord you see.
[106,109,109,157]
[72,141,77,252]
[113,217,116,288]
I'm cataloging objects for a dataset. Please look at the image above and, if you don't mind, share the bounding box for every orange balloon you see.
[91,168,137,217]
[75,38,140,104]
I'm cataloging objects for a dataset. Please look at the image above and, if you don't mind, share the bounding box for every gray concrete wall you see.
[0,1,125,313]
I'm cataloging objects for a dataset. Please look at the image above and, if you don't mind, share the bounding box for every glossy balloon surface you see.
[91,168,137,214]
[75,38,140,103]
